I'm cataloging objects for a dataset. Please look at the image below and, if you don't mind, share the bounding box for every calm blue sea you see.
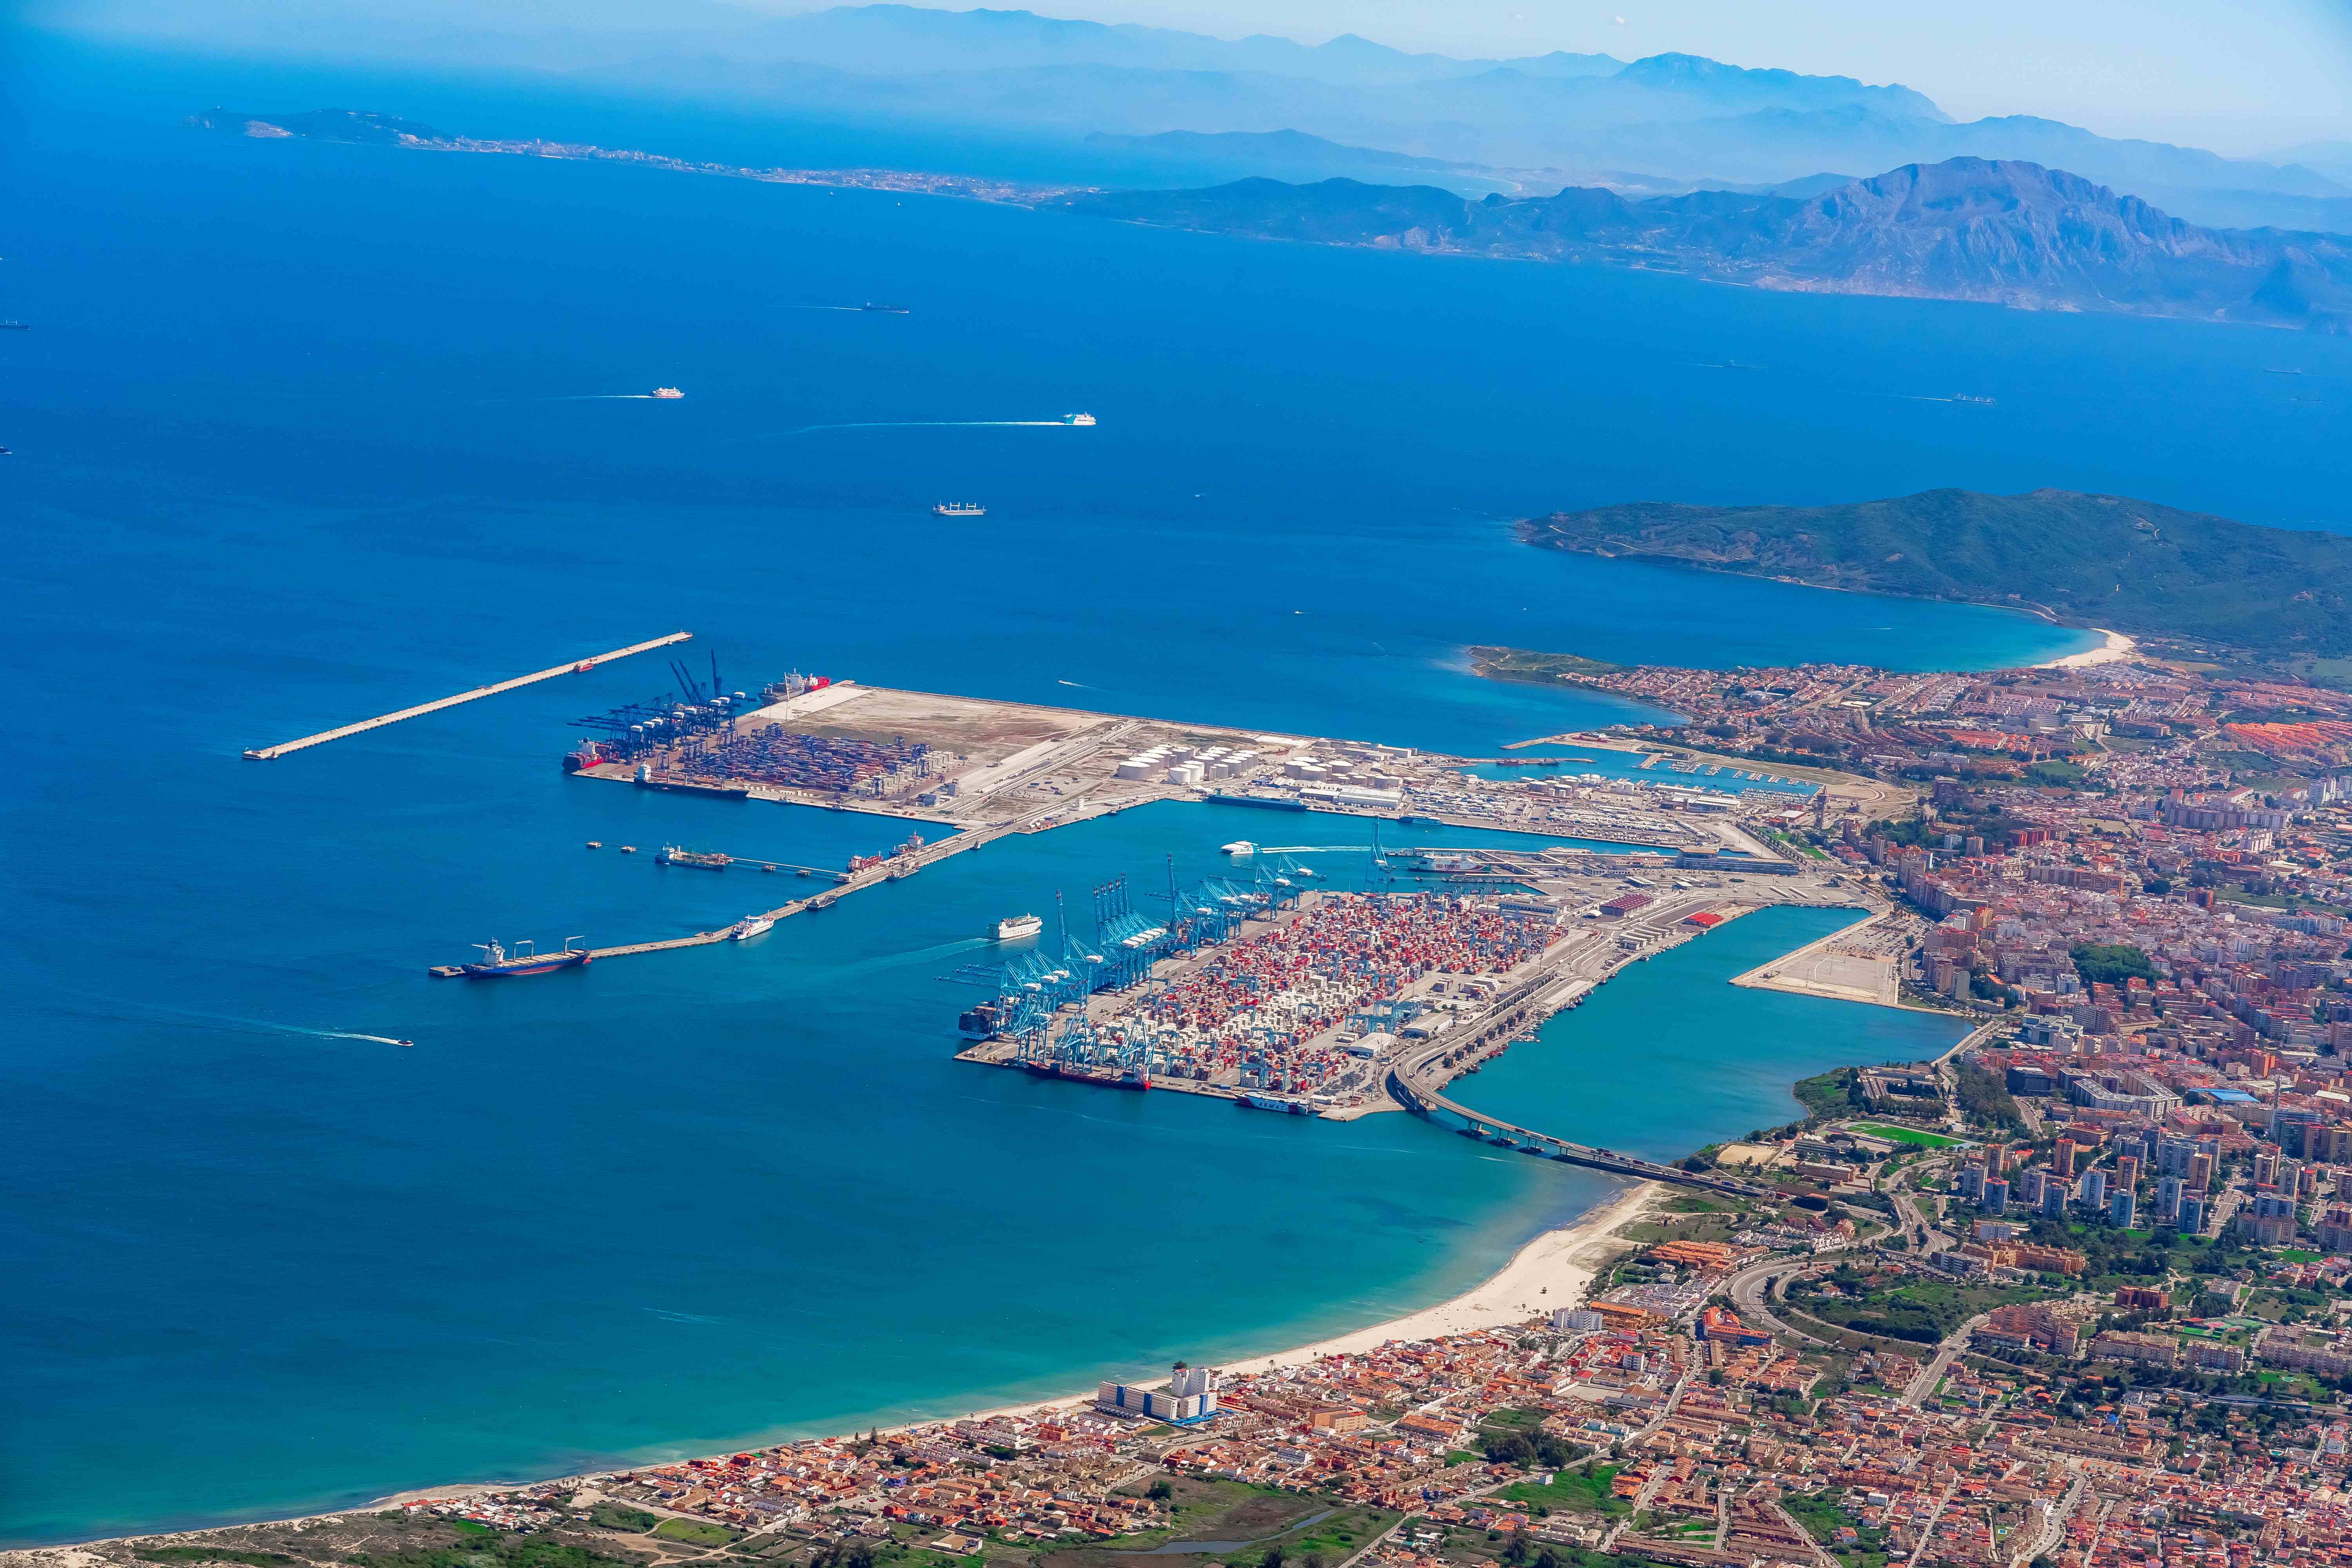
[5,35,2351,1545]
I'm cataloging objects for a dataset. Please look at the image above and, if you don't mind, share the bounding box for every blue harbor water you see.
[5,36,2352,1546]
[1453,906,1971,1159]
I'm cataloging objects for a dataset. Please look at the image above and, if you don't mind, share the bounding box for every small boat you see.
[731,914,776,941]
[619,845,637,853]
[394,1039,415,1048]
[585,841,603,849]
[859,303,910,314]
[994,913,1044,941]
[650,387,684,399]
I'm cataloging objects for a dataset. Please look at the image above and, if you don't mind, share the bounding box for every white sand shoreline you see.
[2034,627,2135,669]
[13,1183,1670,1547]
[376,1178,1663,1510]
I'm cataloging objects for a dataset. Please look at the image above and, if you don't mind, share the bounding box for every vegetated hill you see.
[1057,158,2352,330]
[1517,489,2352,656]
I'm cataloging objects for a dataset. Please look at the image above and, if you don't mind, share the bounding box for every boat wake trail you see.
[788,420,1075,434]
[65,995,414,1046]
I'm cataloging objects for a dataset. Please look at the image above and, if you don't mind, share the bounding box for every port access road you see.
[246,632,692,759]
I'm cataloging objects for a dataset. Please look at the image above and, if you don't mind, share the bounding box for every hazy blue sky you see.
[37,0,2352,150]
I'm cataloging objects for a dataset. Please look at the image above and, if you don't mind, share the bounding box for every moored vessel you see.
[462,938,591,977]
[657,844,732,869]
[730,914,776,941]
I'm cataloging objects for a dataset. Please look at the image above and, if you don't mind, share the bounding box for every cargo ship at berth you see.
[656,844,732,869]
[933,502,986,517]
[462,938,591,977]
[1017,1060,1149,1091]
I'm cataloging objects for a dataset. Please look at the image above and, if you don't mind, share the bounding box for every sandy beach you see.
[21,1182,1674,1546]
[2035,628,2136,670]
[361,1180,1667,1512]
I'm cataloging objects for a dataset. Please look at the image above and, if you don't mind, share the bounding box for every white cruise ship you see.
[993,913,1044,941]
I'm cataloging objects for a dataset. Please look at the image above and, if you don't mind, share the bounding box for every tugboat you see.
[461,938,591,977]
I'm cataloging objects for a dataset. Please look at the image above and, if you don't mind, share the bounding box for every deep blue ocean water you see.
[6,35,2352,1545]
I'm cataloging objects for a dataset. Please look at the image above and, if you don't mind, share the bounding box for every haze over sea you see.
[7,35,2352,1546]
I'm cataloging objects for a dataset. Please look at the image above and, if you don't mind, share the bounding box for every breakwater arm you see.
[244,632,692,759]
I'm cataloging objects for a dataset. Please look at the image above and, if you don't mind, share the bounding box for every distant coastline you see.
[187,108,1093,207]
[189,112,2352,334]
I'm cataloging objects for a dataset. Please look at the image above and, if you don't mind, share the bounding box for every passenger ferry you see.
[1060,412,1097,426]
[730,914,776,941]
[650,387,684,399]
[993,913,1044,941]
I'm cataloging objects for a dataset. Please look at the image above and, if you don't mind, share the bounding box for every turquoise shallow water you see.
[5,36,2352,1547]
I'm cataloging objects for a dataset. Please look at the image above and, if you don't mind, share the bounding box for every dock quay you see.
[246,631,692,760]
[564,680,1800,853]
[524,676,1847,980]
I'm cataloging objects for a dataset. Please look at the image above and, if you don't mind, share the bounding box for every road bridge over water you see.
[1382,891,1790,1198]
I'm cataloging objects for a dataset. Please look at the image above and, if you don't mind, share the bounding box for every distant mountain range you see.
[570,5,2350,233]
[1517,489,2352,657]
[1056,158,2352,331]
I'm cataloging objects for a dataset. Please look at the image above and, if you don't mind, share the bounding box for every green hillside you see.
[1518,488,2352,656]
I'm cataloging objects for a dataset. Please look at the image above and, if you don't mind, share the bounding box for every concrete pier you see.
[244,631,692,760]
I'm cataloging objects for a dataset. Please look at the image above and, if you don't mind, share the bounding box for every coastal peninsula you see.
[1514,487,2352,666]
[188,107,2352,333]
[185,108,1089,205]
[1058,159,2352,331]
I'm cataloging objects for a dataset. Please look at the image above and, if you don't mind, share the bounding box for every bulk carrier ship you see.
[461,938,591,977]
